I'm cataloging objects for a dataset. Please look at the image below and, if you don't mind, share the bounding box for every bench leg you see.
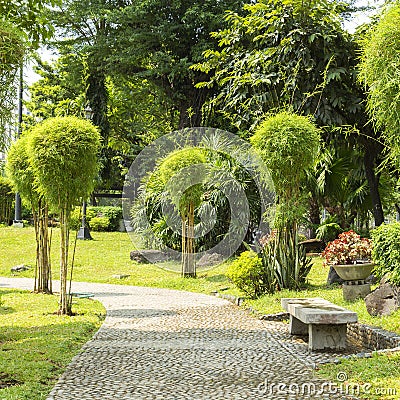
[308,324,347,351]
[289,315,308,335]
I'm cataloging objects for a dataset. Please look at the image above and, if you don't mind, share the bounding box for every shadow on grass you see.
[0,306,15,315]
[202,274,228,283]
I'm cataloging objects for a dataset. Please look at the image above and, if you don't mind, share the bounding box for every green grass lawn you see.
[1,226,400,398]
[0,227,237,295]
[0,289,105,400]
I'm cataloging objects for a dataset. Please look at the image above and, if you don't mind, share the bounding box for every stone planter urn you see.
[333,263,375,302]
[333,263,374,281]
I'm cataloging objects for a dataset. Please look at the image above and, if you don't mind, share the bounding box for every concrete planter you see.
[333,263,374,281]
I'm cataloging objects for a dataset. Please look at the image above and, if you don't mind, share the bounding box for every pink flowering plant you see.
[321,230,372,266]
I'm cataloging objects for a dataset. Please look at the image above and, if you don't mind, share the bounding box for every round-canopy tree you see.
[6,134,52,294]
[145,147,207,277]
[251,111,320,289]
[359,2,400,164]
[29,116,100,314]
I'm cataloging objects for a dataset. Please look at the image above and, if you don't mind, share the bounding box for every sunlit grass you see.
[0,289,105,400]
[0,227,236,295]
[2,226,400,398]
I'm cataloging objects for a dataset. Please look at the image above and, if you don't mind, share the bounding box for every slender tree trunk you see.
[33,201,52,294]
[364,149,384,227]
[59,208,71,315]
[181,203,196,277]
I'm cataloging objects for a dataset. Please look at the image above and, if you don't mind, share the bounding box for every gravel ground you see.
[1,278,358,400]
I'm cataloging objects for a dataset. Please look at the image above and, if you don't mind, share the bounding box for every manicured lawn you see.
[1,226,400,398]
[0,227,237,295]
[318,353,400,400]
[0,289,105,400]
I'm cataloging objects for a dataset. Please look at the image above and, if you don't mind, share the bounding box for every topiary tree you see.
[144,147,207,277]
[251,111,320,289]
[29,116,100,314]
[359,2,400,165]
[6,134,52,294]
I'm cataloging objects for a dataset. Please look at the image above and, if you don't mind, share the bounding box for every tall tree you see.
[194,0,385,226]
[29,116,100,315]
[108,0,245,128]
[359,1,400,165]
[6,134,52,294]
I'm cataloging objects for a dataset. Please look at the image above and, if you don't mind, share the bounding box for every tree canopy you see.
[193,0,363,132]
[359,1,400,163]
[0,22,26,151]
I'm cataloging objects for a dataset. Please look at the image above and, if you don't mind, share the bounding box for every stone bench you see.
[281,297,357,351]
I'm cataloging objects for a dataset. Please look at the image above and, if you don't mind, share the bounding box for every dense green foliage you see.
[194,0,363,131]
[372,222,400,285]
[29,117,100,212]
[359,1,400,164]
[0,0,58,46]
[109,0,245,128]
[0,177,13,224]
[0,22,26,150]
[29,116,101,314]
[70,206,122,231]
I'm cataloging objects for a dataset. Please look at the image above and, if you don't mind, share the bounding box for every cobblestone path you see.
[1,278,355,400]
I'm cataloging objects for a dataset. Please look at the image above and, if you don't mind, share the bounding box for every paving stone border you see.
[347,322,400,351]
[214,291,400,362]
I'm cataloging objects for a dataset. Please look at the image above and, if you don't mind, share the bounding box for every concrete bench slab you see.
[281,297,358,351]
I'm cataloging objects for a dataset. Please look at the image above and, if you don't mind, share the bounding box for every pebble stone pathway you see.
[1,278,357,400]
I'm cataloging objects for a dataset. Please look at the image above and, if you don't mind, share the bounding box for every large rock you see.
[365,283,400,316]
[11,264,31,273]
[197,253,224,267]
[130,250,170,264]
[327,266,344,285]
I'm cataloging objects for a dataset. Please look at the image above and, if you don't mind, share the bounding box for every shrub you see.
[372,223,400,285]
[90,206,122,231]
[70,207,97,230]
[89,216,111,231]
[227,251,270,298]
[70,206,122,231]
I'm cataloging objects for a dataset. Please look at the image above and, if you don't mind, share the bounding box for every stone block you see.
[289,316,308,335]
[309,323,347,351]
[343,283,371,301]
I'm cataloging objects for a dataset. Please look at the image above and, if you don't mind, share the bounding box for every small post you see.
[77,104,95,240]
